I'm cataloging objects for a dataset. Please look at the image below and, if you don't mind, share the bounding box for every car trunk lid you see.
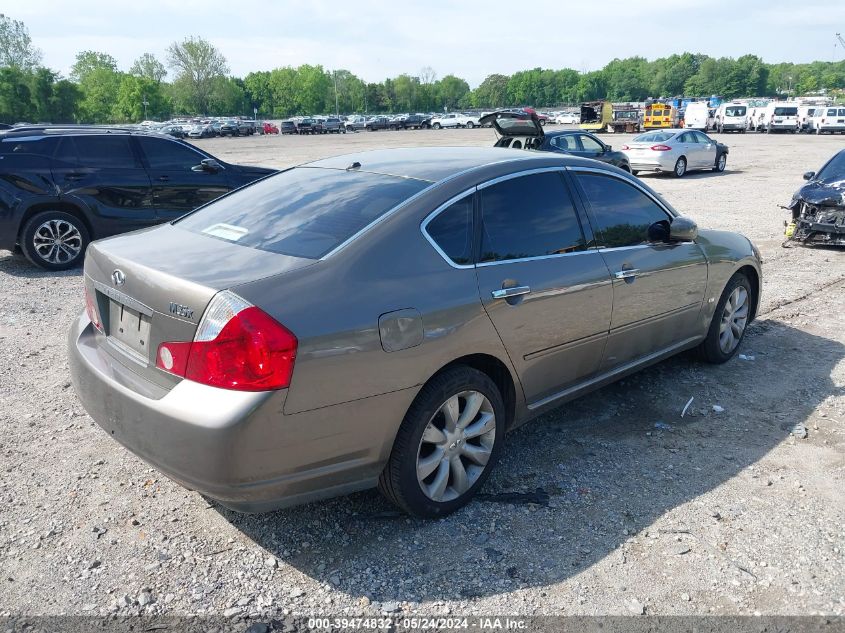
[479,110,544,139]
[84,223,315,388]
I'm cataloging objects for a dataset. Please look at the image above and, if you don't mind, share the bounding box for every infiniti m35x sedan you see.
[69,147,762,518]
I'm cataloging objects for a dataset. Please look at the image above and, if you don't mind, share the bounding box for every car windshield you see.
[633,131,675,143]
[815,151,845,184]
[725,106,746,116]
[774,107,797,116]
[176,167,429,259]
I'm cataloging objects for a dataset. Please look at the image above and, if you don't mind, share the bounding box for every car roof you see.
[303,146,572,183]
[0,125,179,139]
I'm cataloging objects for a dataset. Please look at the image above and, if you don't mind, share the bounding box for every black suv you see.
[0,126,276,270]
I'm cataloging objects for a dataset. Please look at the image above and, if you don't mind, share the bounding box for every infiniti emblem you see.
[111,269,126,286]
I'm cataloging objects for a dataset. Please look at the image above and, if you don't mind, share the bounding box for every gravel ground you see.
[0,128,843,622]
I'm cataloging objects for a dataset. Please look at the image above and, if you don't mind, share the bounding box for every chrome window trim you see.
[477,166,567,190]
[319,157,537,261]
[567,165,677,219]
[420,188,477,270]
[421,165,600,269]
[477,249,598,268]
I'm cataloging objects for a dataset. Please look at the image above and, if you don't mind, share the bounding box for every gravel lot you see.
[1,127,843,622]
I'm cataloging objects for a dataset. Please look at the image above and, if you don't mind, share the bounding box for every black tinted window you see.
[72,135,138,168]
[426,196,473,265]
[576,173,671,248]
[479,172,585,262]
[0,136,56,157]
[138,136,204,170]
[177,167,428,259]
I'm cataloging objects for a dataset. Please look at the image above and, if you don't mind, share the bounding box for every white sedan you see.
[555,112,579,124]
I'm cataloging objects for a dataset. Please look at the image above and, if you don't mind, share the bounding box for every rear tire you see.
[465,121,474,129]
[672,156,687,178]
[20,210,89,271]
[378,366,505,518]
[433,123,441,130]
[697,272,752,364]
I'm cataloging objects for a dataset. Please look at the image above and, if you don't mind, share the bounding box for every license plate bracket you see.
[107,299,151,361]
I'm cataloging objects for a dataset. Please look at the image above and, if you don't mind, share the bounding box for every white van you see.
[715,103,748,133]
[760,103,799,133]
[811,106,845,134]
[683,102,712,131]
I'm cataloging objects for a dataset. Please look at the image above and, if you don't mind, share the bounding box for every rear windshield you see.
[774,107,797,116]
[725,106,746,116]
[176,167,429,259]
[633,131,674,143]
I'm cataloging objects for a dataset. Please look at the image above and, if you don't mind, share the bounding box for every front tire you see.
[378,366,505,518]
[433,123,441,130]
[465,121,474,129]
[20,210,89,271]
[713,153,727,172]
[698,272,752,363]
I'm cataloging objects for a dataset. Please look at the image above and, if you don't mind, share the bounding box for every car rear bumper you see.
[720,123,745,130]
[628,158,673,172]
[68,314,413,512]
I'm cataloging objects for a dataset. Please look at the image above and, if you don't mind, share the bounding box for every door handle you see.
[614,269,640,280]
[491,286,531,299]
[65,172,85,181]
[157,175,170,182]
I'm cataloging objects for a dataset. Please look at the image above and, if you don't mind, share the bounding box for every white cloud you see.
[8,0,845,85]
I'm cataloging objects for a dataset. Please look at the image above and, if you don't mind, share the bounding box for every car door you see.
[572,134,608,162]
[474,170,614,405]
[52,135,155,237]
[692,131,717,168]
[135,135,231,221]
[571,169,708,370]
[676,132,702,168]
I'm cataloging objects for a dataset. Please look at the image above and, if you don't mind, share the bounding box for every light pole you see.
[142,94,149,120]
[333,70,339,116]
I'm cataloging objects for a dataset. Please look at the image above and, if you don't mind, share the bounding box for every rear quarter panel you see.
[695,229,762,325]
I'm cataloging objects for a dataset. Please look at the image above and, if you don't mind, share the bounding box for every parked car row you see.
[140,117,274,139]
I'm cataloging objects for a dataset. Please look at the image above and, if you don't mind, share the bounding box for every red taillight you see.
[651,144,672,151]
[621,144,630,150]
[157,293,297,391]
[84,286,103,332]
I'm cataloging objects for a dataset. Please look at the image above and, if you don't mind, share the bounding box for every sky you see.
[7,0,845,86]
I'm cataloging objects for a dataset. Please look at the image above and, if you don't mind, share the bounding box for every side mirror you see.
[669,216,698,242]
[803,171,815,181]
[605,145,612,152]
[193,158,221,173]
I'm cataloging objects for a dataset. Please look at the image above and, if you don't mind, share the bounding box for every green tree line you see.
[1,14,844,124]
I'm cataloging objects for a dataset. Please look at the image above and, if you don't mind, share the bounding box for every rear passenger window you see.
[0,137,56,157]
[425,195,474,265]
[479,172,585,263]
[575,173,672,248]
[137,136,204,170]
[72,136,139,169]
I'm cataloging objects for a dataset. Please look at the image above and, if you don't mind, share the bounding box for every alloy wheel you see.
[32,219,82,265]
[719,286,749,354]
[416,390,496,502]
[675,158,687,177]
